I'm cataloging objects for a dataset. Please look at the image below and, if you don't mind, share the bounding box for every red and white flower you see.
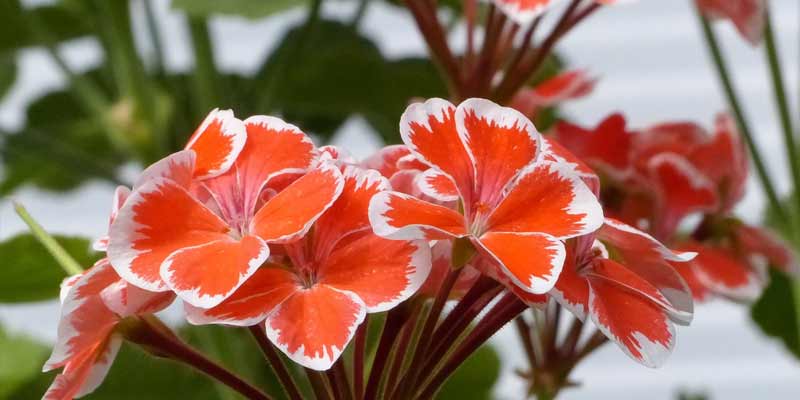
[696,0,766,45]
[369,98,603,295]
[43,260,174,400]
[108,113,343,309]
[185,167,431,370]
[511,69,597,118]
[520,218,694,367]
[491,0,621,26]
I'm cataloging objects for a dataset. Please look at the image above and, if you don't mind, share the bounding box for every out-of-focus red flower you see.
[516,218,694,367]
[491,0,621,25]
[511,69,597,118]
[696,0,766,45]
[185,167,431,370]
[108,112,343,309]
[369,98,603,295]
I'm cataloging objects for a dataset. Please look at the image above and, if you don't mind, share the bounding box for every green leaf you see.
[1,88,124,195]
[437,344,501,400]
[751,269,800,359]
[0,325,50,398]
[254,19,446,143]
[0,233,100,303]
[182,325,309,400]
[0,53,16,100]
[0,1,93,53]
[172,0,307,19]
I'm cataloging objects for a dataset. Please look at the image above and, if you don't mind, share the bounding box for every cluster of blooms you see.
[45,94,713,398]
[552,113,800,305]
[490,0,765,44]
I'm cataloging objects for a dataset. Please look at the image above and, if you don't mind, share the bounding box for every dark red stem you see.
[248,326,304,400]
[123,318,272,400]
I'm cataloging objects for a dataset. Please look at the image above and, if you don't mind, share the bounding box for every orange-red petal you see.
[265,285,366,370]
[185,109,246,179]
[251,163,344,243]
[369,191,467,240]
[477,231,565,294]
[161,235,269,309]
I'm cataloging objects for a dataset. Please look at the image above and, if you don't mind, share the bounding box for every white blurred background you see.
[1,0,799,398]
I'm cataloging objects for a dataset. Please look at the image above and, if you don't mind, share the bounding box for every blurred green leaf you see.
[0,233,100,303]
[183,325,308,400]
[0,53,16,100]
[751,269,800,359]
[0,88,125,194]
[255,19,446,142]
[437,344,500,400]
[172,0,307,19]
[0,325,50,398]
[0,1,93,52]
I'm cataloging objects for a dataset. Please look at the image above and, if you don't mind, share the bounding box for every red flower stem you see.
[395,268,464,398]
[493,0,599,103]
[463,0,478,71]
[558,316,584,360]
[403,0,463,98]
[543,301,561,360]
[502,15,542,82]
[384,303,423,399]
[514,314,539,369]
[306,369,334,400]
[463,4,501,97]
[415,293,527,399]
[352,316,368,399]
[248,326,304,400]
[326,361,352,400]
[363,305,410,400]
[124,318,272,400]
[419,282,504,371]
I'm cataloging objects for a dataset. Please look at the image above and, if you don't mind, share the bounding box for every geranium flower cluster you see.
[43,97,707,399]
[553,112,799,305]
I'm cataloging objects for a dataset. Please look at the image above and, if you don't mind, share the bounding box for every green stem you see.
[188,18,220,116]
[143,0,166,76]
[696,12,788,224]
[763,8,800,224]
[12,202,84,275]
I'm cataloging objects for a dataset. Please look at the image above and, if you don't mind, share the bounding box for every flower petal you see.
[599,218,695,324]
[414,168,459,202]
[587,271,675,368]
[487,160,603,239]
[251,163,344,243]
[683,243,765,302]
[477,231,565,294]
[735,224,800,277]
[185,109,246,179]
[265,285,366,371]
[45,260,119,372]
[490,0,558,25]
[93,186,133,252]
[107,177,231,292]
[550,256,590,321]
[100,280,175,317]
[185,266,300,326]
[161,235,270,309]
[44,335,122,400]
[202,116,317,229]
[134,150,196,189]
[319,234,431,312]
[696,0,765,45]
[400,98,474,202]
[361,145,413,178]
[552,113,633,179]
[512,69,596,114]
[312,166,390,259]
[369,191,467,240]
[456,98,541,209]
[648,153,718,238]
